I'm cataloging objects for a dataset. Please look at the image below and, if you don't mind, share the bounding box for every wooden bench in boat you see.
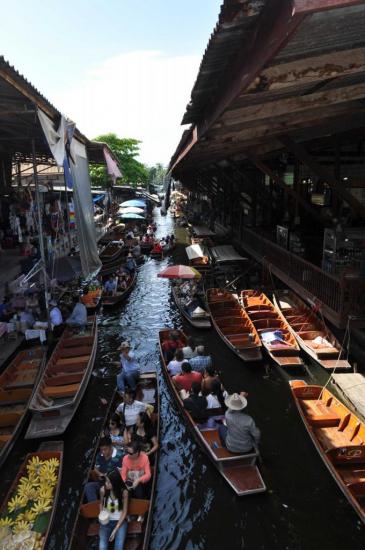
[81,498,150,538]
[300,398,341,427]
[43,383,80,398]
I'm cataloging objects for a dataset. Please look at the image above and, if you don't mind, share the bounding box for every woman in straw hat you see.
[218,393,260,454]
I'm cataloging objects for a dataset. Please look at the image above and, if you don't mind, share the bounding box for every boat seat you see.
[56,355,90,366]
[43,383,80,398]
[314,416,365,454]
[301,400,341,427]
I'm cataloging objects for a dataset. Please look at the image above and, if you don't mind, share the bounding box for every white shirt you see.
[182,346,197,359]
[116,400,146,427]
[50,307,63,327]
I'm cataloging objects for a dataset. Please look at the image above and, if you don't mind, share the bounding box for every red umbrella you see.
[157,265,202,279]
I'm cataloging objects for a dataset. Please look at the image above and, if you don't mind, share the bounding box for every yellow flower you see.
[31,499,52,515]
[17,481,38,501]
[12,520,30,533]
[7,494,26,513]
[37,485,53,500]
[0,516,14,527]
[26,456,45,476]
[46,458,60,469]
[17,509,37,523]
[39,470,57,487]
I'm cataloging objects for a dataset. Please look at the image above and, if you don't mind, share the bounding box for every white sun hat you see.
[225,393,248,411]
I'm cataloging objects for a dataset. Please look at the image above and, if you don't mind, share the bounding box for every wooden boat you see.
[172,284,211,329]
[290,380,365,523]
[102,271,137,309]
[140,241,154,253]
[206,289,262,361]
[81,288,102,314]
[99,242,125,264]
[100,254,144,277]
[241,290,303,368]
[0,440,63,548]
[158,328,266,496]
[0,347,46,467]
[25,316,97,439]
[70,371,159,550]
[274,289,351,371]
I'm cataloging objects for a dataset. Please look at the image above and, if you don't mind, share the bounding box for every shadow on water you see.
[1,207,365,549]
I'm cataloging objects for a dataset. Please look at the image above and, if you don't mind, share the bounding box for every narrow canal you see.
[1,207,365,549]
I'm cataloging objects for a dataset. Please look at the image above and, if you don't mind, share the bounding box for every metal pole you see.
[63,171,72,249]
[32,139,50,329]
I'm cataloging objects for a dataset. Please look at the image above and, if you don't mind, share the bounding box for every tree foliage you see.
[89,133,148,188]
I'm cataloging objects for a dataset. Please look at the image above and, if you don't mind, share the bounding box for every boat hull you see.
[172,286,211,329]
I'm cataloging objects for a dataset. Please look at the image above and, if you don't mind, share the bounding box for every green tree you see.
[90,133,148,188]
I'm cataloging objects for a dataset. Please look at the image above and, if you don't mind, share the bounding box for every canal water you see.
[1,207,365,549]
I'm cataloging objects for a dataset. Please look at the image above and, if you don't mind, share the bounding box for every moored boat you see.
[102,271,137,309]
[0,440,63,548]
[289,380,365,523]
[206,289,262,361]
[25,316,98,439]
[0,347,46,467]
[70,371,159,550]
[99,242,125,264]
[158,328,266,496]
[172,284,211,329]
[241,290,303,368]
[274,289,351,371]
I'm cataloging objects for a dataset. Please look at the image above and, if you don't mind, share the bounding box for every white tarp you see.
[185,244,205,260]
[37,109,67,166]
[210,245,247,263]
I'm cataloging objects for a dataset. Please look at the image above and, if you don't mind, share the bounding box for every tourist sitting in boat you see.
[118,273,129,291]
[104,275,118,296]
[147,225,154,236]
[125,253,137,273]
[66,295,87,332]
[151,242,163,255]
[206,379,227,409]
[127,412,158,461]
[182,381,209,423]
[49,299,63,336]
[99,469,129,550]
[182,336,197,359]
[117,341,141,394]
[167,348,186,376]
[126,229,134,240]
[173,362,202,392]
[162,331,184,362]
[84,436,124,502]
[105,414,126,451]
[132,243,141,257]
[142,233,152,244]
[189,345,212,373]
[218,394,260,454]
[19,307,35,331]
[170,234,175,245]
[116,388,148,429]
[121,439,151,498]
[201,366,220,395]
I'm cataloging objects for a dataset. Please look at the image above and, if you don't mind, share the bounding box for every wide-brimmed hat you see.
[119,341,131,350]
[225,393,247,411]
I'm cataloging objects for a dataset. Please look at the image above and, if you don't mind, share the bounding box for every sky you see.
[1,0,222,166]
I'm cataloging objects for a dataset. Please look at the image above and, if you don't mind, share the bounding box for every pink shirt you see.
[173,371,202,392]
[121,452,151,484]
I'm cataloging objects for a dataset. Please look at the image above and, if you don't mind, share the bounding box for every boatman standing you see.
[66,295,87,332]
[117,341,141,394]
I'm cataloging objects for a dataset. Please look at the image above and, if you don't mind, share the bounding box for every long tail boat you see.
[206,289,262,361]
[101,271,137,309]
[241,290,303,368]
[70,371,159,550]
[158,328,266,496]
[0,440,63,548]
[289,380,365,523]
[0,347,46,467]
[99,242,125,264]
[274,289,351,371]
[25,317,97,439]
[172,284,211,329]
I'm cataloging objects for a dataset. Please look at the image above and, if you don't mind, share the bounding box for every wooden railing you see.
[237,227,365,328]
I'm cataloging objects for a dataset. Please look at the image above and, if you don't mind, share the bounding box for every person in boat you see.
[105,414,126,451]
[206,379,227,410]
[218,393,260,454]
[116,388,148,429]
[126,229,134,240]
[182,336,197,359]
[146,225,154,236]
[49,299,63,336]
[201,366,221,395]
[170,234,175,245]
[127,412,158,461]
[132,242,141,257]
[117,341,141,394]
[151,242,163,255]
[99,469,129,550]
[125,253,137,273]
[118,273,128,291]
[84,436,123,502]
[104,275,118,296]
[162,331,184,362]
[121,439,151,499]
[189,345,212,373]
[0,296,13,321]
[66,295,87,332]
[182,381,208,423]
[19,307,35,331]
[173,362,202,392]
[167,348,185,376]
[160,238,166,248]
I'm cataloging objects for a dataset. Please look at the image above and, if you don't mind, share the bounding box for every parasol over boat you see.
[117,212,145,220]
[157,265,202,279]
[119,199,146,208]
[118,206,145,215]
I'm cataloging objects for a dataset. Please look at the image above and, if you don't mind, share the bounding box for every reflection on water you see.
[1,208,364,549]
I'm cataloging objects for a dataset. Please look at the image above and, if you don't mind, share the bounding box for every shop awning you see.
[186,244,206,260]
[210,245,247,264]
[192,225,215,237]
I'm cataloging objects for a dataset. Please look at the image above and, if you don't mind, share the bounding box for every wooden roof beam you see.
[293,0,365,14]
[280,135,365,220]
